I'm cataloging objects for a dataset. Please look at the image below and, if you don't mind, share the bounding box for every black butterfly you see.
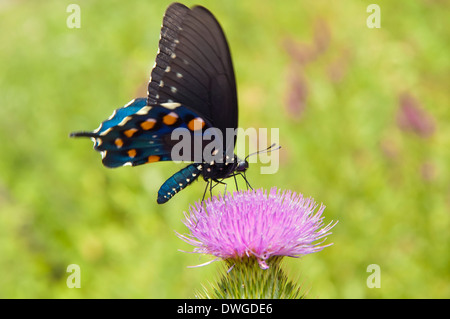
[71,3,250,204]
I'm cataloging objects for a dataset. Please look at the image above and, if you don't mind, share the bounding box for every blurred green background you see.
[0,0,448,298]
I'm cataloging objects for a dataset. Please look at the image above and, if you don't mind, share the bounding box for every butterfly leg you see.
[202,179,210,202]
[218,179,228,196]
[209,180,214,198]
[226,172,252,191]
[202,179,223,201]
[233,174,239,191]
[241,172,253,190]
[210,179,229,197]
[224,180,228,195]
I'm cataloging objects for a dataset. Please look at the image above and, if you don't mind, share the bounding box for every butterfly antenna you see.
[244,143,281,162]
[234,144,279,192]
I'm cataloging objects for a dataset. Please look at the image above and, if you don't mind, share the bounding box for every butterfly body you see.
[71,3,248,203]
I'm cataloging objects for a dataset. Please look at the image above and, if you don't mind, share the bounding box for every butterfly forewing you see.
[147,3,238,149]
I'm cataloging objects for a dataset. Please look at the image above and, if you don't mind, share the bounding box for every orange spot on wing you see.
[163,112,178,125]
[147,155,160,163]
[188,117,205,131]
[114,138,124,148]
[124,128,138,138]
[140,119,156,130]
[128,149,137,158]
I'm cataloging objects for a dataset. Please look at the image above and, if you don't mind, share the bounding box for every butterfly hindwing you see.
[71,98,212,168]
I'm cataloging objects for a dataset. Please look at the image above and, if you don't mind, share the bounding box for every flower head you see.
[178,187,336,269]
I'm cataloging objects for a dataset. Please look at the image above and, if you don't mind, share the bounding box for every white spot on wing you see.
[107,109,118,120]
[117,116,132,127]
[99,127,112,136]
[93,123,103,134]
[160,102,181,109]
[136,106,152,115]
[124,99,136,108]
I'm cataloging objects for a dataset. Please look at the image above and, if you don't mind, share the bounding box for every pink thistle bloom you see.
[178,187,337,269]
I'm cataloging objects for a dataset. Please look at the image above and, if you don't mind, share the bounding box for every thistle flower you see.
[178,187,336,269]
[177,187,337,298]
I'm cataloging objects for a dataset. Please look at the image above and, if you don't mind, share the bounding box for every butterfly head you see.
[236,157,249,172]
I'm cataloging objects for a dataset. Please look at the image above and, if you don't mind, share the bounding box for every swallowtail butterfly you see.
[71,3,248,203]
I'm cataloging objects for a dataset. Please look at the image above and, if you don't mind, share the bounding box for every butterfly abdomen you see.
[157,163,202,204]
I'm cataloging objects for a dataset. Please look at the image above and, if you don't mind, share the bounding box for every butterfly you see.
[70,3,250,204]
